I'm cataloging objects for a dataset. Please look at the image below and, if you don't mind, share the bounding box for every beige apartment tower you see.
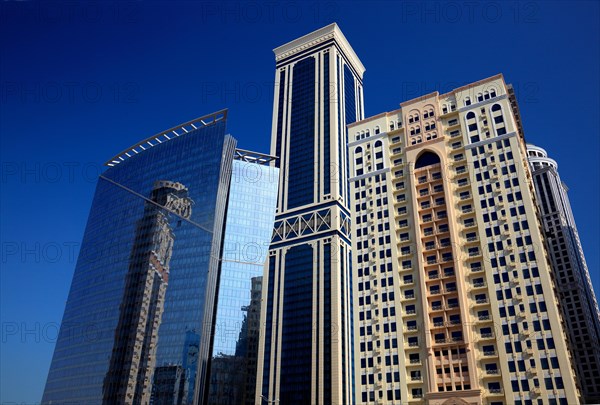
[348,74,580,405]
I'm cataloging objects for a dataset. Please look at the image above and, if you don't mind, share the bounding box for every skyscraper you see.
[348,74,580,404]
[42,110,278,405]
[256,23,365,404]
[527,144,600,403]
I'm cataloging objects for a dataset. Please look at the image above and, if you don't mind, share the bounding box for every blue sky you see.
[1,1,598,402]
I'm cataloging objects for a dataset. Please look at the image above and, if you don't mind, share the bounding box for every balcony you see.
[487,388,503,396]
[483,350,497,357]
[456,180,470,189]
[485,369,500,375]
[409,358,421,365]
[475,298,489,305]
[478,315,491,321]
[406,308,417,315]
[480,332,495,340]
[407,325,418,331]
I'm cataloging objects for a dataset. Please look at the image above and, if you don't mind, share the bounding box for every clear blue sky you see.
[1,1,598,402]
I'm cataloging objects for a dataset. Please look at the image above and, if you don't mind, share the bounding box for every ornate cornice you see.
[273,23,365,77]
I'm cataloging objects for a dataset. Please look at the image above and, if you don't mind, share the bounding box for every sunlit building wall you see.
[348,75,580,405]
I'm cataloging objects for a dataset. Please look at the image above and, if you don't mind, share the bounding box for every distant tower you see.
[256,23,365,405]
[527,144,600,403]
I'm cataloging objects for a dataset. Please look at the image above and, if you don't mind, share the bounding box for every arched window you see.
[464,97,471,106]
[415,151,441,169]
[375,126,380,135]
[477,93,484,102]
[355,146,363,154]
[466,112,476,120]
[365,129,370,137]
[374,140,383,149]
[484,91,490,100]
[491,104,501,112]
[390,122,395,131]
[490,89,497,98]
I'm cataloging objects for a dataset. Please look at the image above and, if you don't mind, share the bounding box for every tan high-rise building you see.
[348,74,581,405]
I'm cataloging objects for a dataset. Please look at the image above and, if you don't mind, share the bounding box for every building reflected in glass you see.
[42,110,278,405]
[208,158,278,405]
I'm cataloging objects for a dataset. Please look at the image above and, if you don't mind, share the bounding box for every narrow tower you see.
[256,23,365,405]
[527,144,600,403]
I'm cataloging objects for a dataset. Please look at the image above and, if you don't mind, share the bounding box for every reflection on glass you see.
[208,160,278,405]
[103,181,193,404]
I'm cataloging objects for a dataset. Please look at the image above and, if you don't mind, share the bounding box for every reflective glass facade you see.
[207,160,278,404]
[42,112,279,405]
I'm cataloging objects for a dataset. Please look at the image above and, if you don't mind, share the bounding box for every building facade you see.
[348,75,580,404]
[256,23,365,405]
[42,110,278,405]
[208,152,279,405]
[527,144,600,403]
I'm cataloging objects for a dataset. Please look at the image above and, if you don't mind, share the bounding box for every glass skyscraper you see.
[256,23,365,405]
[42,110,278,405]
